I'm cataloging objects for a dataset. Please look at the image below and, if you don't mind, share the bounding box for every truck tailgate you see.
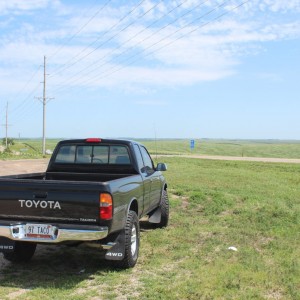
[0,179,106,225]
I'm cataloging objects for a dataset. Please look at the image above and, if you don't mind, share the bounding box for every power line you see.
[50,0,209,92]
[3,1,248,139]
[52,0,239,92]
[10,82,41,117]
[50,0,148,77]
[51,0,189,91]
[9,66,41,114]
[90,0,250,84]
[3,2,105,132]
[80,0,230,85]
[48,0,113,60]
[11,100,41,126]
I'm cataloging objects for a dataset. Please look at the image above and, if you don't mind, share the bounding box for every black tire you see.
[3,242,36,262]
[155,189,169,228]
[115,210,140,269]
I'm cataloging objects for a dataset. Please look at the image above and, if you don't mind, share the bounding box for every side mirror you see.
[156,163,167,171]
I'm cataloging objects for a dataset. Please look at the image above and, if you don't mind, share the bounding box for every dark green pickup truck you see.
[0,138,168,268]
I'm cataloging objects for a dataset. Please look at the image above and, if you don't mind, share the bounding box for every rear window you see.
[54,145,131,165]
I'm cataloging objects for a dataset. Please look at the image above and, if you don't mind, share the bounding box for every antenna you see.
[154,123,158,163]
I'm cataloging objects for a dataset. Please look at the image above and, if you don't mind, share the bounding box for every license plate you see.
[25,224,55,239]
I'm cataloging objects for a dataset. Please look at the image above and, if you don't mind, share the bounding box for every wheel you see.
[3,242,36,262]
[155,189,169,228]
[115,210,140,269]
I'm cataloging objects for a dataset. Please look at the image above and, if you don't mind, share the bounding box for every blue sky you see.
[0,0,299,140]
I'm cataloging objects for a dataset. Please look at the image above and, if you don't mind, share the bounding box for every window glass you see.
[110,146,131,164]
[54,144,130,165]
[76,146,92,163]
[134,145,145,171]
[55,145,76,163]
[93,146,109,164]
[140,146,154,172]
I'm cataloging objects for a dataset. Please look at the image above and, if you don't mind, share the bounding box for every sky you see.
[0,0,299,140]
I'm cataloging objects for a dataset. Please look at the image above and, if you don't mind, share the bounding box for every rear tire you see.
[3,242,36,262]
[155,189,169,228]
[114,210,140,269]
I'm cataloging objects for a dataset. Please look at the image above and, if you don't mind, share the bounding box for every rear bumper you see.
[0,224,108,243]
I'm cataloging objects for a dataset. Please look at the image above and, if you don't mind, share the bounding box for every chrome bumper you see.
[0,224,108,243]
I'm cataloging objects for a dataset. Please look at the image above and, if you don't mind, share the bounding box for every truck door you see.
[134,145,151,214]
[138,146,161,214]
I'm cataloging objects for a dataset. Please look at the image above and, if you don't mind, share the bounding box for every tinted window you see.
[54,145,130,165]
[76,145,109,164]
[93,146,110,163]
[55,145,76,163]
[140,146,154,172]
[134,145,145,171]
[110,146,131,164]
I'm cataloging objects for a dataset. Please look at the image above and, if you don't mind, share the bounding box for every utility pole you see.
[42,55,46,155]
[1,102,11,149]
[5,102,8,148]
[36,56,53,155]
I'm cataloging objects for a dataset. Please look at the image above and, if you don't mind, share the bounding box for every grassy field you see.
[0,156,299,299]
[1,138,300,159]
[142,139,300,159]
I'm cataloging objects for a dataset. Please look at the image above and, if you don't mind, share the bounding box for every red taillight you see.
[86,138,101,143]
[100,193,113,220]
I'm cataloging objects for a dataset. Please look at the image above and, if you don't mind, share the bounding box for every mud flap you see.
[148,207,162,224]
[0,237,15,253]
[105,230,126,261]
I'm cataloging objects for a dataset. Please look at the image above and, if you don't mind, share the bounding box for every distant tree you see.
[2,138,15,146]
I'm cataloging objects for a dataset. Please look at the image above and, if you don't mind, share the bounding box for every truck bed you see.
[0,172,141,227]
[0,171,134,182]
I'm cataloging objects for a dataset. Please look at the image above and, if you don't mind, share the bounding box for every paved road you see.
[0,154,299,177]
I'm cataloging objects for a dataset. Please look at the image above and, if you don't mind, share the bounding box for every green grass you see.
[1,138,300,160]
[0,139,60,160]
[0,157,299,299]
[140,139,300,158]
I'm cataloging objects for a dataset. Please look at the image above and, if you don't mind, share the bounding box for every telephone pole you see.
[42,55,46,155]
[5,102,8,148]
[1,102,11,149]
[36,56,53,155]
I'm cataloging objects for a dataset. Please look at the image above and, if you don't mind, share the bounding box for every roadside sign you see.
[190,139,195,150]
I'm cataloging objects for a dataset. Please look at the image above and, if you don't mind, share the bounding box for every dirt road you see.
[0,159,49,176]
[0,155,299,177]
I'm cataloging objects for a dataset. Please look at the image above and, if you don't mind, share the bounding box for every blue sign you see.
[190,139,195,150]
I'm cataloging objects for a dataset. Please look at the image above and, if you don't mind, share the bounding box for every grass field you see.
[1,138,300,159]
[0,156,299,299]
[142,139,300,159]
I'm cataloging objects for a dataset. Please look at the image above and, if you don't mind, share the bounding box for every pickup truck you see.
[0,138,168,268]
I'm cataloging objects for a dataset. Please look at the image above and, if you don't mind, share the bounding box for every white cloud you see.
[0,0,52,15]
[260,0,300,13]
[0,0,299,96]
